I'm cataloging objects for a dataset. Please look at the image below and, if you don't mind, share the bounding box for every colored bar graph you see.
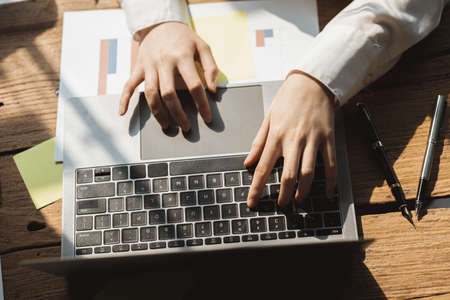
[98,39,109,95]
[256,29,265,47]
[107,39,117,74]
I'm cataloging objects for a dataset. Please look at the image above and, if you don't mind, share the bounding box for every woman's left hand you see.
[245,72,337,208]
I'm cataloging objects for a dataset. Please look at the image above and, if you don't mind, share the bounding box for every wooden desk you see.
[0,0,449,299]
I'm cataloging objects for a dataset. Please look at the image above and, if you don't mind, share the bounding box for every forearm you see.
[119,0,189,41]
[294,0,449,105]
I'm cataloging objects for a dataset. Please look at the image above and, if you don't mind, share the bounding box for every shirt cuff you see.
[121,0,189,41]
[293,24,396,106]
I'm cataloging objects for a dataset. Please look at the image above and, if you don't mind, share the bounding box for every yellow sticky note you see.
[192,11,256,82]
[13,138,62,209]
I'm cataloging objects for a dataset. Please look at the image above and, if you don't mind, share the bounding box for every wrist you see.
[287,69,339,108]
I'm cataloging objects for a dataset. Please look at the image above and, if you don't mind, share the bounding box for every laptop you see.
[22,81,367,294]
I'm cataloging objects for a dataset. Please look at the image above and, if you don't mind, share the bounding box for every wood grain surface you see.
[0,0,449,299]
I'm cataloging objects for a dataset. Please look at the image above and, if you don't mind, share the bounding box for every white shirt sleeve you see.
[118,0,188,41]
[294,0,449,105]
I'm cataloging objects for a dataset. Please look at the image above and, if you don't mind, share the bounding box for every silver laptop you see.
[59,81,358,258]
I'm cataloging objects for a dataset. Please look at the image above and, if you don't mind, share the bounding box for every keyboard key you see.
[148,163,168,178]
[131,243,148,251]
[76,231,102,247]
[112,244,130,252]
[170,156,246,175]
[77,169,93,184]
[232,219,249,234]
[295,198,312,213]
[77,183,115,199]
[239,203,257,217]
[216,188,232,203]
[250,218,267,233]
[126,196,142,211]
[305,213,323,228]
[278,231,296,239]
[159,225,176,240]
[267,170,277,184]
[95,214,111,229]
[150,242,167,249]
[206,174,222,188]
[149,210,165,225]
[130,165,146,179]
[221,204,238,219]
[122,228,138,243]
[298,230,314,237]
[316,228,342,236]
[213,221,230,235]
[135,180,151,194]
[104,230,120,244]
[76,248,92,255]
[117,181,133,196]
[76,216,93,231]
[286,214,304,230]
[260,233,277,240]
[234,187,249,202]
[270,184,280,199]
[268,216,286,231]
[314,196,339,212]
[180,191,196,206]
[168,240,185,248]
[224,172,240,186]
[198,190,215,205]
[167,208,184,223]
[203,205,220,220]
[242,234,259,242]
[257,201,275,216]
[144,194,161,209]
[94,167,111,182]
[324,212,342,227]
[260,186,270,200]
[140,227,157,242]
[112,166,128,180]
[241,171,253,185]
[224,236,240,243]
[153,178,169,193]
[195,222,212,237]
[187,239,203,247]
[171,177,187,191]
[177,223,193,238]
[205,237,222,245]
[113,213,129,228]
[185,207,202,222]
[162,193,178,207]
[77,198,106,215]
[131,211,147,226]
[189,175,205,189]
[108,197,124,212]
[94,246,111,254]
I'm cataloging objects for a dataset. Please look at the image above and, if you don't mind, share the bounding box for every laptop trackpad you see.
[140,85,264,161]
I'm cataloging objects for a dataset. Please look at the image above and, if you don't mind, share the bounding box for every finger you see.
[295,140,319,201]
[177,60,212,123]
[158,65,191,132]
[322,133,337,199]
[244,114,270,167]
[196,41,218,93]
[120,66,144,115]
[278,143,303,207]
[144,69,169,130]
[247,140,281,208]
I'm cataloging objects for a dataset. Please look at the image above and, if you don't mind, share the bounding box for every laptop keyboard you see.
[74,155,343,256]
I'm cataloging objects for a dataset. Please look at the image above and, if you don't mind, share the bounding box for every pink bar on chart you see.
[98,39,109,95]
[255,29,265,47]
[130,39,139,74]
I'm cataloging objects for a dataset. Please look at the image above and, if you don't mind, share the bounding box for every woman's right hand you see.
[119,21,218,132]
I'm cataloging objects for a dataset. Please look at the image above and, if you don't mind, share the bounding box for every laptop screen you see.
[140,85,264,161]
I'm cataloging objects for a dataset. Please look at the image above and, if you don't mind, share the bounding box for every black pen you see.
[356,103,414,227]
[416,95,447,221]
